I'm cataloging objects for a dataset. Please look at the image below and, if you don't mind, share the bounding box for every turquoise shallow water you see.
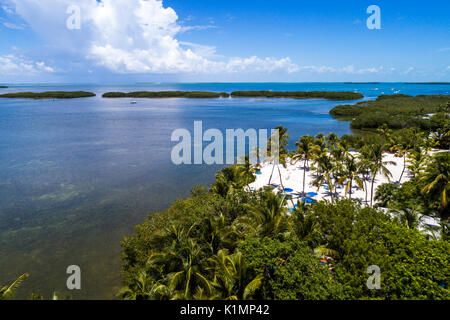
[0,83,448,299]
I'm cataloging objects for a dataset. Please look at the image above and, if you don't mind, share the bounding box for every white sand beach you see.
[249,152,406,204]
[248,150,443,230]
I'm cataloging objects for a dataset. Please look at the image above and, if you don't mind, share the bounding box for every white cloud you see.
[404,67,414,74]
[179,25,218,33]
[298,64,384,75]
[437,47,450,53]
[1,5,14,14]
[7,0,298,75]
[224,56,299,74]
[0,54,54,75]
[3,21,25,29]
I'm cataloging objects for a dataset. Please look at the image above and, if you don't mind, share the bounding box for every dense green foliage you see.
[238,237,344,299]
[120,126,450,300]
[330,94,450,131]
[102,91,363,100]
[102,91,230,98]
[0,91,96,99]
[231,91,363,100]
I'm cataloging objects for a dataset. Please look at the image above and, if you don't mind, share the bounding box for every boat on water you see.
[130,101,137,104]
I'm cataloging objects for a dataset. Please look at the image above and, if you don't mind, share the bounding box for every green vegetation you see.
[1,274,29,300]
[102,90,363,100]
[3,92,448,300]
[230,91,363,100]
[330,94,450,131]
[0,91,96,99]
[103,91,230,98]
[120,125,450,300]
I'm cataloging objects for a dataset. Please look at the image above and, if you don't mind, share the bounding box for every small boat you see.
[130,101,137,104]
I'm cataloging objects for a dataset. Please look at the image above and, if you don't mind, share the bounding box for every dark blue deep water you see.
[0,83,448,298]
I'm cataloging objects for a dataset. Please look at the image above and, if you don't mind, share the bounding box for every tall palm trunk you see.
[302,159,307,196]
[399,154,406,183]
[277,164,285,191]
[327,176,334,202]
[278,164,295,207]
[329,181,333,202]
[363,173,368,204]
[370,174,376,207]
[348,177,353,199]
[268,163,276,186]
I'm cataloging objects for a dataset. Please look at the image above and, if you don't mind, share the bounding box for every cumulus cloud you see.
[7,0,298,75]
[0,54,54,75]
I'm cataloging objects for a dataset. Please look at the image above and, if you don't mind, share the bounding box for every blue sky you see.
[0,0,449,83]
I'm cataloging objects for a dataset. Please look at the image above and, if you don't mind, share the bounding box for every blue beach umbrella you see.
[307,192,318,197]
[301,197,315,203]
[283,188,294,192]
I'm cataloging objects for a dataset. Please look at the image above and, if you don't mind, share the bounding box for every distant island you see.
[0,86,8,88]
[343,82,380,84]
[330,94,450,130]
[230,91,363,100]
[0,91,96,99]
[103,91,230,98]
[103,90,363,100]
[404,82,450,85]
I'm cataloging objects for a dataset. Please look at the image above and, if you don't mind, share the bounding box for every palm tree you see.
[119,270,174,300]
[325,133,339,149]
[313,134,327,155]
[340,154,364,199]
[419,152,450,219]
[243,189,289,238]
[367,143,395,207]
[376,124,392,143]
[391,128,424,183]
[200,214,240,254]
[291,135,316,196]
[239,155,257,190]
[209,250,263,300]
[374,183,400,207]
[358,145,373,204]
[311,151,335,202]
[291,206,320,247]
[0,273,29,300]
[407,147,430,178]
[145,224,213,300]
[166,239,212,299]
[389,205,424,230]
[267,126,289,190]
[212,166,242,198]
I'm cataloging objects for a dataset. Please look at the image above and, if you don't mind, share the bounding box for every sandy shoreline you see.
[248,150,443,229]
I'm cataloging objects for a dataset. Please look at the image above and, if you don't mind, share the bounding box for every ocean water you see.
[0,83,448,299]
